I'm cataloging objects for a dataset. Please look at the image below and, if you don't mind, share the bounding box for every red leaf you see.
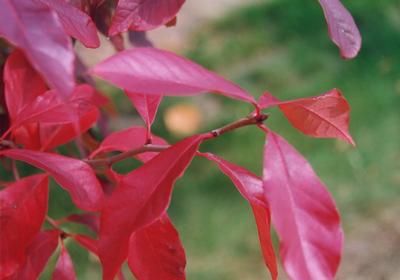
[90,126,168,162]
[10,230,60,280]
[0,149,104,211]
[258,89,355,145]
[318,0,361,59]
[90,48,255,104]
[128,214,186,280]
[39,0,100,48]
[98,134,206,280]
[52,244,77,280]
[109,0,185,35]
[0,0,75,96]
[262,131,343,279]
[125,92,162,133]
[3,50,47,120]
[0,174,49,278]
[200,153,277,279]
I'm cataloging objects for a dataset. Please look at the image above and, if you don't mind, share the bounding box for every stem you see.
[46,215,61,230]
[86,113,269,168]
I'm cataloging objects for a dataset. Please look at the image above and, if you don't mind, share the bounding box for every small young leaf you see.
[258,89,355,145]
[90,48,256,104]
[128,214,186,280]
[109,0,186,35]
[200,153,277,279]
[98,134,206,280]
[0,0,75,96]
[263,131,343,280]
[0,174,49,278]
[52,244,77,280]
[0,149,104,211]
[318,0,362,59]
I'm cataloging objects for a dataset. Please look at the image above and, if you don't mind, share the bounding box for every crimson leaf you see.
[109,0,186,35]
[128,214,186,280]
[200,152,277,279]
[263,130,343,279]
[90,48,256,104]
[0,174,49,278]
[258,89,355,145]
[318,0,362,59]
[98,134,206,280]
[0,149,104,211]
[0,0,75,96]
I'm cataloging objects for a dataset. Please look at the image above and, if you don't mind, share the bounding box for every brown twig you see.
[85,113,269,168]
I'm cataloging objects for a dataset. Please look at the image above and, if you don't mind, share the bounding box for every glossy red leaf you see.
[125,92,162,132]
[128,214,186,280]
[200,153,277,279]
[318,0,361,59]
[0,0,75,96]
[39,0,100,48]
[90,48,255,104]
[10,230,60,280]
[258,89,355,145]
[98,134,206,280]
[52,244,77,280]
[0,149,104,211]
[0,174,49,278]
[90,126,168,162]
[263,131,343,280]
[3,50,47,120]
[109,0,185,35]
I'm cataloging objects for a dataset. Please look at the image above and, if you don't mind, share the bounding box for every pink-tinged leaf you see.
[125,92,162,132]
[98,134,206,280]
[109,0,185,35]
[128,214,186,280]
[39,0,100,48]
[257,91,281,109]
[62,213,100,233]
[0,149,104,211]
[71,234,98,255]
[263,131,343,280]
[90,48,255,103]
[0,174,49,278]
[10,230,60,280]
[3,50,47,120]
[52,244,77,280]
[258,89,355,145]
[0,0,75,96]
[200,153,277,279]
[90,126,168,162]
[318,0,361,59]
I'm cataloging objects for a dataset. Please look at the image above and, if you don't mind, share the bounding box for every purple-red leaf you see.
[263,131,343,279]
[9,230,60,280]
[90,48,255,104]
[318,0,361,59]
[39,0,100,48]
[200,153,277,279]
[128,214,186,280]
[0,0,75,96]
[98,134,206,280]
[258,89,355,145]
[125,92,162,133]
[0,149,104,211]
[90,126,168,162]
[0,174,49,278]
[109,0,185,35]
[52,244,77,280]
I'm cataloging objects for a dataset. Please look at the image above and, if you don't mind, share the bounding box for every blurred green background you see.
[2,0,399,279]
